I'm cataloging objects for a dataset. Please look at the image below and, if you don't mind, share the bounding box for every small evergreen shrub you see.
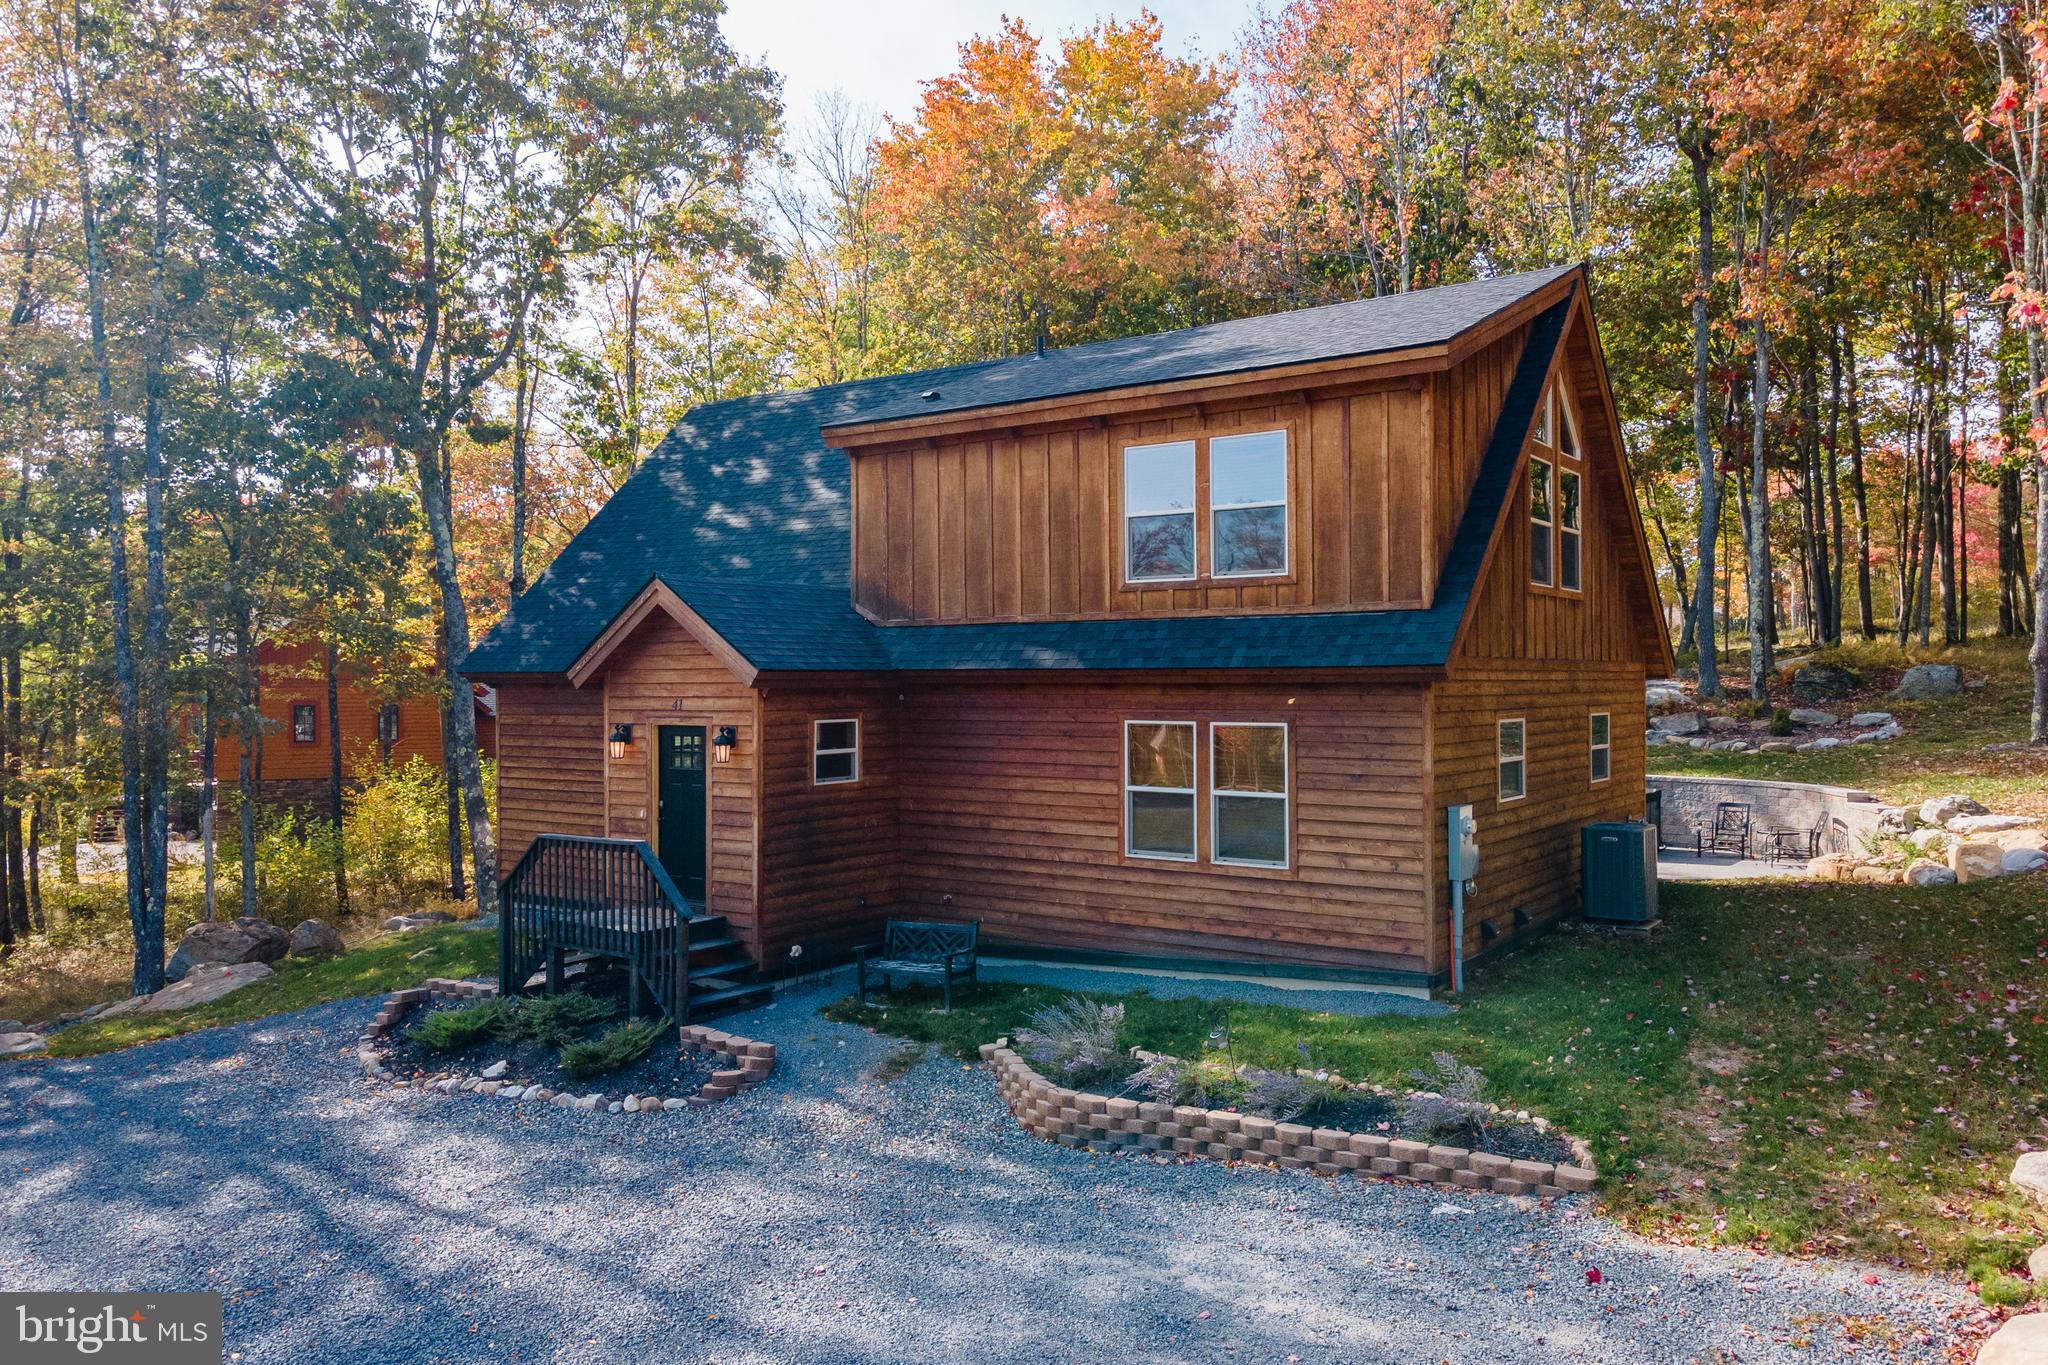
[507,990,617,1047]
[1768,706,1794,737]
[560,1019,666,1080]
[410,999,513,1053]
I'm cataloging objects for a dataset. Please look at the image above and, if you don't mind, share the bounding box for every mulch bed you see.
[381,1000,720,1100]
[1297,1092,1575,1165]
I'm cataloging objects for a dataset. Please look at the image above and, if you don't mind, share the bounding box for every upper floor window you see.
[1124,428,1289,585]
[1558,466,1583,592]
[1529,456,1554,587]
[291,702,316,744]
[1124,441,1197,581]
[1209,431,1288,577]
[377,703,401,747]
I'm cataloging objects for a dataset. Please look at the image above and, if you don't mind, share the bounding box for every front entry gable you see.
[566,578,760,689]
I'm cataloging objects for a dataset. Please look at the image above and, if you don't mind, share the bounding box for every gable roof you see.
[464,270,1580,681]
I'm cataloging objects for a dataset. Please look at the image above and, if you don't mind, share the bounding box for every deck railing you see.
[499,835,692,1021]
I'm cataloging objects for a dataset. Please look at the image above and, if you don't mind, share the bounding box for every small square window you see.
[291,703,316,744]
[813,719,859,785]
[1590,712,1611,784]
[1497,718,1526,803]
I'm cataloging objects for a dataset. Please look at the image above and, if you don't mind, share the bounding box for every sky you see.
[720,0,1258,130]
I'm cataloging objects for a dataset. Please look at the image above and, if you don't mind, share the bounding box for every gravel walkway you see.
[0,974,1970,1363]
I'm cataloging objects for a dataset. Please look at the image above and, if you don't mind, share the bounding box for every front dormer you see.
[824,318,1542,627]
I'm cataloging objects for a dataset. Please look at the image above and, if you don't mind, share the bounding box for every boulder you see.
[1949,840,2007,884]
[1877,806,1915,834]
[2012,1150,2048,1210]
[1645,685,1689,712]
[381,910,456,932]
[1795,738,1841,753]
[165,916,289,982]
[1947,814,2037,836]
[1849,722,1904,744]
[1978,1313,2048,1365]
[1787,708,1838,727]
[1905,860,1957,887]
[1807,853,1859,882]
[1651,712,1702,736]
[2032,1244,2048,1281]
[1849,864,1902,885]
[1792,663,1860,702]
[288,918,344,958]
[1921,794,1989,827]
[0,1019,21,1034]
[97,962,273,1018]
[1893,663,1962,699]
[1704,715,1742,732]
[1850,711,1893,728]
[2006,848,2048,876]
[1709,739,1751,752]
[0,1030,46,1056]
[1988,828,2048,854]
[1908,829,1956,852]
[1686,737,1714,749]
[1758,740,1797,753]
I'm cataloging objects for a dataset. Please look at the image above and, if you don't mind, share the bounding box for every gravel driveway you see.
[0,976,1971,1363]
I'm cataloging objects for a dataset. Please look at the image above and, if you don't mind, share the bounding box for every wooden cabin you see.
[465,266,1672,994]
[213,640,498,807]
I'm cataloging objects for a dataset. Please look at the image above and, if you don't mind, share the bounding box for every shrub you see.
[1015,997,1134,1089]
[1239,1065,1340,1122]
[223,810,344,927]
[410,999,514,1053]
[509,990,618,1047]
[560,1019,666,1080]
[1127,1053,1228,1109]
[1727,697,1770,721]
[1768,706,1794,737]
[1400,1051,1493,1147]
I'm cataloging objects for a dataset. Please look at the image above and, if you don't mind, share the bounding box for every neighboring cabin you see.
[213,640,498,807]
[465,265,1672,993]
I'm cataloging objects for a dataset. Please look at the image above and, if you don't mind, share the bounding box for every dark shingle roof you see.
[464,272,1573,679]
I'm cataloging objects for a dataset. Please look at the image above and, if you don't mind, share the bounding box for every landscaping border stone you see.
[978,1040,1596,1200]
[355,979,775,1114]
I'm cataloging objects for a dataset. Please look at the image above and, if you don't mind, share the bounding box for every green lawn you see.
[829,871,2048,1277]
[29,923,497,1059]
[1652,636,2048,820]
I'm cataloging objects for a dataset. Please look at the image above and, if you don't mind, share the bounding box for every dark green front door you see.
[657,725,707,903]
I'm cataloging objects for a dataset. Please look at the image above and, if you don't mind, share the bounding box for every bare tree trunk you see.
[1684,133,1722,696]
[325,636,348,914]
[509,340,531,597]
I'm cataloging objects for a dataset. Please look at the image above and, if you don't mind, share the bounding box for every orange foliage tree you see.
[1237,0,1451,300]
[869,11,1235,364]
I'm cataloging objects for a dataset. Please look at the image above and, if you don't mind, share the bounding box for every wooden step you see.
[686,935,745,959]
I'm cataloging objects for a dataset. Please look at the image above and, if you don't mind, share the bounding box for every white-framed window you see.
[1529,457,1554,587]
[1558,466,1583,593]
[1211,722,1288,868]
[1589,712,1611,784]
[1533,384,1553,446]
[377,703,401,747]
[1209,430,1288,578]
[291,702,316,744]
[1123,440,1197,582]
[1124,720,1196,861]
[812,718,859,785]
[1497,718,1527,803]
[1557,389,1580,458]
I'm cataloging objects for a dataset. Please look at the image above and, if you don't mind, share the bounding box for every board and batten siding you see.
[848,383,1434,626]
[595,615,760,945]
[754,682,900,963]
[892,677,1435,979]
[493,680,606,871]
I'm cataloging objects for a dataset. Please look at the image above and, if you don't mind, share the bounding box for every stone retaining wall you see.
[1649,774,1885,855]
[356,979,775,1112]
[980,1041,1595,1199]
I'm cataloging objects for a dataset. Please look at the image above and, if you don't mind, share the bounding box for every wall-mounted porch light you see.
[608,722,634,759]
[713,725,738,764]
